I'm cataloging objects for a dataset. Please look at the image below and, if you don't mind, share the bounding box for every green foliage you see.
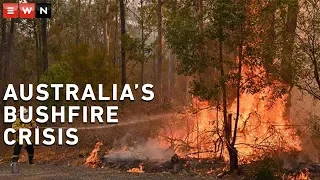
[255,166,276,180]
[40,60,72,107]
[166,6,205,75]
[165,0,248,101]
[66,44,116,87]
[122,34,144,62]
[192,79,220,101]
[40,44,116,107]
[211,0,246,37]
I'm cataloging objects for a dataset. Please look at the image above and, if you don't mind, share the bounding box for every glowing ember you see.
[127,163,144,173]
[285,168,310,180]
[85,141,103,168]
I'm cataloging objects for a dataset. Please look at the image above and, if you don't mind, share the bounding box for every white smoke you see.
[104,139,175,163]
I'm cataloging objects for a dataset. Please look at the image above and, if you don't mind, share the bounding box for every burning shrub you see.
[127,163,145,173]
[284,168,310,180]
[85,141,103,168]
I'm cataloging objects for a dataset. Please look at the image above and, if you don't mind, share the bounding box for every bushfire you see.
[127,163,144,173]
[158,66,303,163]
[284,168,310,180]
[84,66,306,176]
[85,141,103,168]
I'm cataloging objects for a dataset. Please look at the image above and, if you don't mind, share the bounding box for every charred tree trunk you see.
[227,144,238,171]
[232,38,243,147]
[219,26,238,172]
[120,0,126,88]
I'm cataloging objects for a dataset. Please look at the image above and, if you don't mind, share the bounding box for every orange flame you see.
[285,168,310,180]
[160,65,302,162]
[85,141,103,168]
[127,163,145,173]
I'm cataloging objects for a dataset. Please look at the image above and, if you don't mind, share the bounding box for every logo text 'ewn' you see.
[2,3,51,19]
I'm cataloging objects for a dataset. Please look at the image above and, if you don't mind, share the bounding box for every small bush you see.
[254,158,280,180]
[255,166,276,180]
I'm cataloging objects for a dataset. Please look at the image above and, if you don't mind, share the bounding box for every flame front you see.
[285,168,310,180]
[85,141,103,168]
[127,163,145,173]
[160,65,302,162]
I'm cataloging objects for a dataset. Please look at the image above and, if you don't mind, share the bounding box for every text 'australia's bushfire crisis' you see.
[2,84,155,146]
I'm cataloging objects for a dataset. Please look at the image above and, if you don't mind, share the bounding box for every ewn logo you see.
[3,3,51,19]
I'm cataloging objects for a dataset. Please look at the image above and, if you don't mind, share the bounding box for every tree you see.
[0,9,6,102]
[41,17,48,73]
[104,0,111,62]
[281,0,299,86]
[293,0,320,100]
[76,0,81,46]
[157,0,163,101]
[120,0,126,88]
[0,2,6,149]
[166,0,274,172]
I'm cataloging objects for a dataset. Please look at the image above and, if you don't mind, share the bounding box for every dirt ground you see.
[1,163,320,180]
[0,163,219,180]
[1,109,320,180]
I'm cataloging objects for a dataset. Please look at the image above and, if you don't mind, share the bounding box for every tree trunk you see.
[76,0,81,46]
[111,0,119,80]
[104,0,110,63]
[263,2,277,75]
[219,26,239,172]
[0,16,6,98]
[0,11,6,149]
[281,0,298,86]
[157,0,163,101]
[33,20,41,83]
[120,0,126,88]
[218,28,227,140]
[226,114,238,171]
[281,0,298,118]
[1,18,15,148]
[41,17,48,73]
[168,50,176,101]
[140,0,144,85]
[4,19,15,89]
[227,144,239,171]
[232,39,243,147]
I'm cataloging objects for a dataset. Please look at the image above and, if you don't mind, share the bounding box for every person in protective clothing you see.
[12,108,37,164]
